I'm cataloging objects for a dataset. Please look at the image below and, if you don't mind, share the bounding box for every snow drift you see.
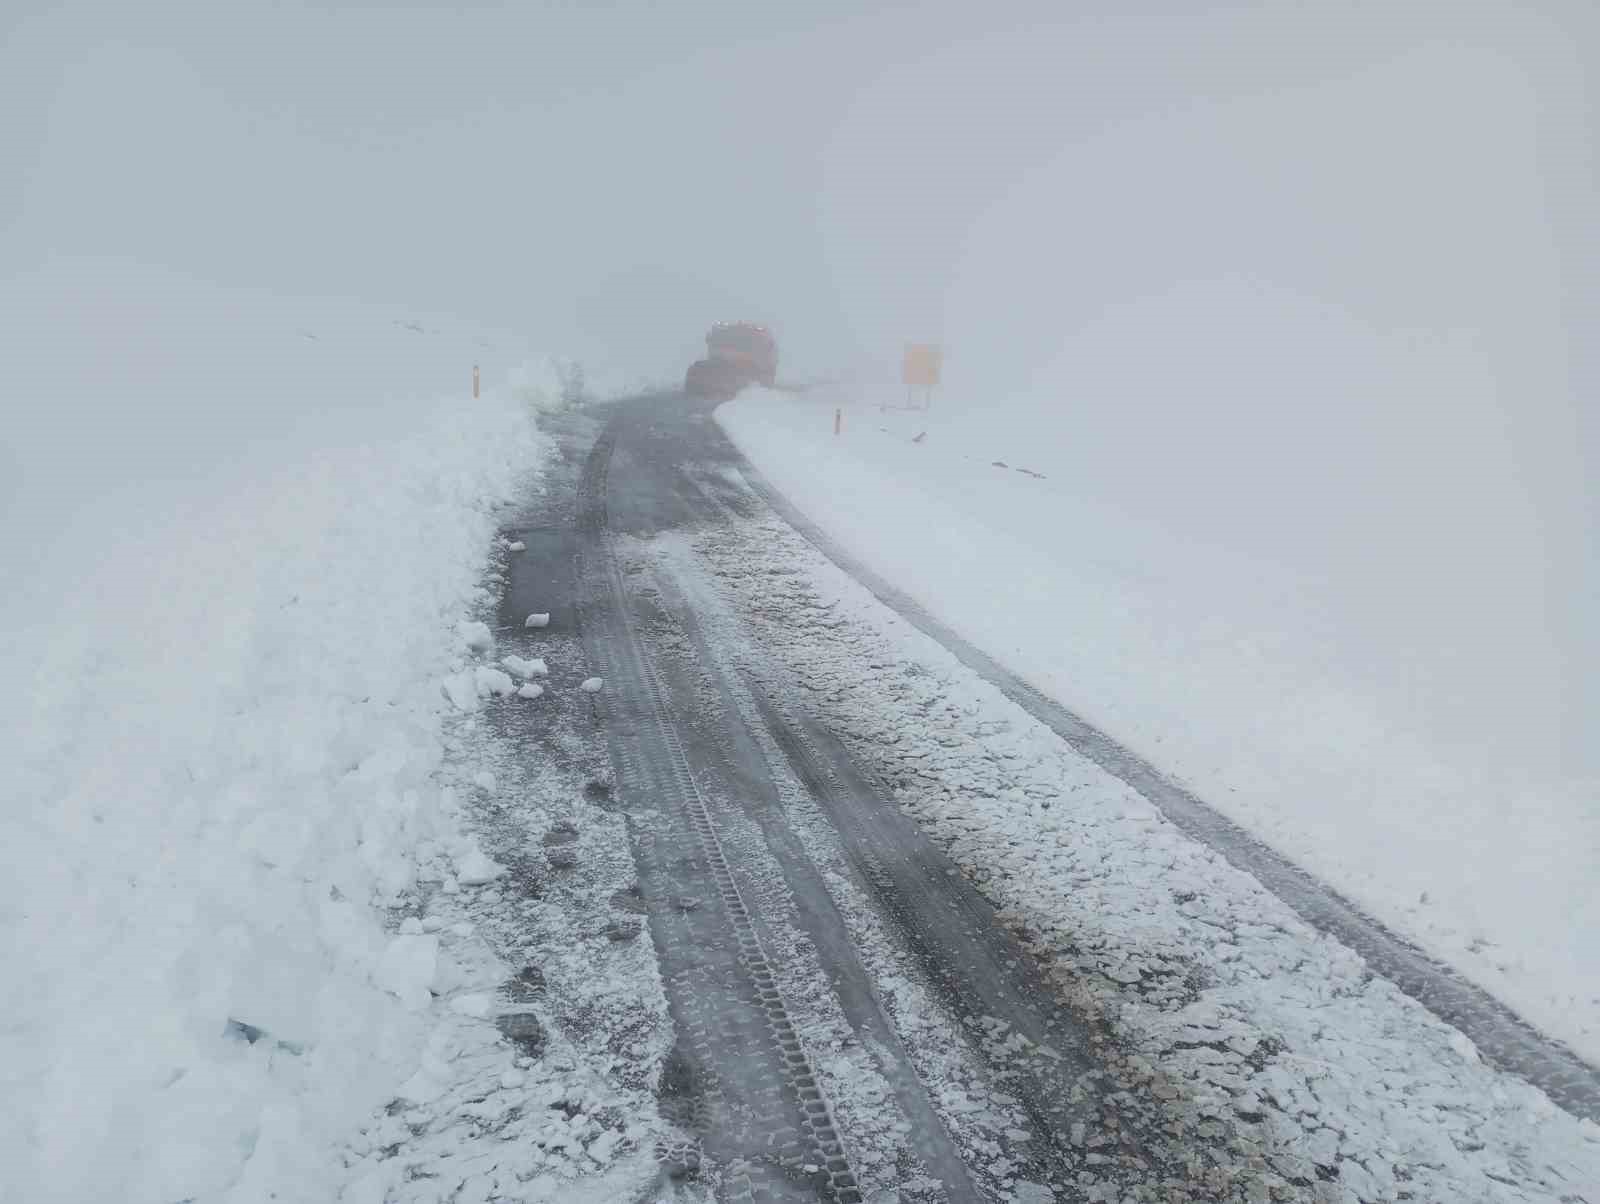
[0,262,569,1201]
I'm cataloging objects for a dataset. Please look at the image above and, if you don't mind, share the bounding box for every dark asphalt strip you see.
[749,693,1162,1186]
[576,417,870,1202]
[719,412,1600,1126]
[640,557,985,1201]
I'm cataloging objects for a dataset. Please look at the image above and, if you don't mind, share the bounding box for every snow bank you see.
[0,265,566,1201]
[719,386,1599,1065]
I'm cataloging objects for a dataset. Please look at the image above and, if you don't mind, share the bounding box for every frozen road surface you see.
[474,393,1599,1203]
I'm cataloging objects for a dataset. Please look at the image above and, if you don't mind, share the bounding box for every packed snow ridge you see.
[0,332,587,1201]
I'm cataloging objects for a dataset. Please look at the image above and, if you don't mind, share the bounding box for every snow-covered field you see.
[0,262,590,1201]
[717,385,1599,1069]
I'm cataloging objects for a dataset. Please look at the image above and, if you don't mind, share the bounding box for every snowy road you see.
[563,404,1171,1201]
[482,393,1599,1203]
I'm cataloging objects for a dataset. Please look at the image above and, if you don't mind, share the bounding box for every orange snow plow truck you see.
[684,322,778,400]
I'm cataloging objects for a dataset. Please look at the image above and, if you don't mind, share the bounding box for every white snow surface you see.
[473,666,517,699]
[458,620,495,653]
[0,268,584,1201]
[718,386,1600,1067]
[452,846,506,888]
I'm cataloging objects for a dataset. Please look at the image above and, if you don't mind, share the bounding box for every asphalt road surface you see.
[490,392,1598,1203]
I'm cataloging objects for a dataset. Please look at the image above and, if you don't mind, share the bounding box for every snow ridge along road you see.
[727,437,1600,1127]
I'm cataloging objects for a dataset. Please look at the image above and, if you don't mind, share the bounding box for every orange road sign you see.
[903,343,942,388]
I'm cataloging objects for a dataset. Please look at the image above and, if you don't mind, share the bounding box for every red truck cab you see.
[685,322,778,399]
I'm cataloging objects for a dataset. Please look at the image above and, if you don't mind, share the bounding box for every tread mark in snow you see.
[575,420,865,1202]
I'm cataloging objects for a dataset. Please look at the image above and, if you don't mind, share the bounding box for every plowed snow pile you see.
[0,261,569,1201]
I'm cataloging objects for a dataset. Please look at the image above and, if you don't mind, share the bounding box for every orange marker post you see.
[834,407,842,436]
[473,364,480,399]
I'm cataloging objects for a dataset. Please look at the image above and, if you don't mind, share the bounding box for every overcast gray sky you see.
[5,1,1590,379]
[3,0,1596,762]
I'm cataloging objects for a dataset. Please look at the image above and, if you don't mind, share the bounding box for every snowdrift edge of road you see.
[0,354,562,1202]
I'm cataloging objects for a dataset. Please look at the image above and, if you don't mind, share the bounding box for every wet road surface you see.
[491,392,1599,1203]
[501,395,1228,1202]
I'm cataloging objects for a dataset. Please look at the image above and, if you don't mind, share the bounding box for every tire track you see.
[574,418,866,1202]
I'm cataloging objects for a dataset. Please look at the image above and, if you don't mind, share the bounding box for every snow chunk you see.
[449,993,493,1019]
[474,666,515,698]
[1010,1185,1054,1204]
[524,612,550,628]
[457,620,493,652]
[1449,1030,1481,1063]
[454,847,506,886]
[441,671,479,712]
[397,1067,447,1105]
[516,682,544,700]
[502,655,548,679]
[472,770,496,792]
[376,934,439,1010]
[579,676,603,693]
[505,540,526,552]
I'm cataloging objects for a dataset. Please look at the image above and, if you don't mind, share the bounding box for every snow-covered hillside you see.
[0,262,573,1201]
[718,385,1599,1068]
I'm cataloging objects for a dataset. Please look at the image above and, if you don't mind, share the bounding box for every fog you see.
[3,0,1595,769]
